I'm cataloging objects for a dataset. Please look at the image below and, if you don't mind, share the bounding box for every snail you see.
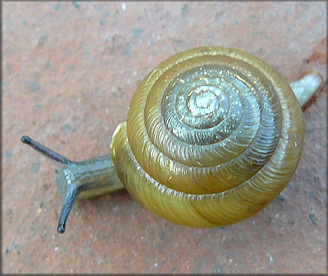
[21,46,324,233]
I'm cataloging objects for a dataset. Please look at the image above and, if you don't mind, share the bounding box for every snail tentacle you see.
[21,135,73,165]
[21,136,124,233]
[57,185,82,233]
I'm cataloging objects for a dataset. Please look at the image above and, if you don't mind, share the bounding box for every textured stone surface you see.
[3,2,326,273]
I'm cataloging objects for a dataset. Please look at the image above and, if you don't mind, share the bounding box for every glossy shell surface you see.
[111,46,304,227]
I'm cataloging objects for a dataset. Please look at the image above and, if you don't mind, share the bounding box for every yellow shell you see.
[110,46,304,227]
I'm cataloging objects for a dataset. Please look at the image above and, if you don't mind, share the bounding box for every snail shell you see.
[110,46,304,227]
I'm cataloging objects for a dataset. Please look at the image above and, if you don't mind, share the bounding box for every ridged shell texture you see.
[111,46,304,227]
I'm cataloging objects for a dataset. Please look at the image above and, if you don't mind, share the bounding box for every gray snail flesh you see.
[22,46,324,233]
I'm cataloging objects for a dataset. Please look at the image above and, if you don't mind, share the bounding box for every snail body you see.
[22,46,323,233]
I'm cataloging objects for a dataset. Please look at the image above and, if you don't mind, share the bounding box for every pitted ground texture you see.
[3,2,326,273]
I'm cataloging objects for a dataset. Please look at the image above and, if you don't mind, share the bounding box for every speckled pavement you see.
[3,2,326,273]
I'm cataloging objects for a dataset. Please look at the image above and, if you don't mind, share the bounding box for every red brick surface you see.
[3,2,326,273]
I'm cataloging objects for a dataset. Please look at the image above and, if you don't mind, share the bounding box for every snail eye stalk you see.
[21,135,79,234]
[21,135,124,234]
[57,187,81,233]
[21,135,73,165]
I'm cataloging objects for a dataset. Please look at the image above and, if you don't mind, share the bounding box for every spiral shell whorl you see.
[111,46,304,227]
